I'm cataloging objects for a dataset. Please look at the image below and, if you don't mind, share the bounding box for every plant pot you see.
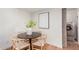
[27,28,32,35]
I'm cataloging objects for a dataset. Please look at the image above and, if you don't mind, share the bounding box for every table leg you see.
[29,38,32,50]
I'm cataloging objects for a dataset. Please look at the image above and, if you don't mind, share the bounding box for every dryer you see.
[66,24,74,41]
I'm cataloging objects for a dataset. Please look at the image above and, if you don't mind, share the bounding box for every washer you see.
[66,24,74,41]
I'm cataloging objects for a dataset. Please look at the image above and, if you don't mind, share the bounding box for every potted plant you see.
[26,20,36,35]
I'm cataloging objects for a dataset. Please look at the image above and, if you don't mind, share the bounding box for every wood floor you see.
[45,44,62,50]
[45,42,79,50]
[64,41,79,50]
[9,41,79,50]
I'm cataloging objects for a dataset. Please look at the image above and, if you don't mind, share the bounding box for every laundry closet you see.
[66,8,78,42]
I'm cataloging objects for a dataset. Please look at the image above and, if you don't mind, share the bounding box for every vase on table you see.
[27,28,32,35]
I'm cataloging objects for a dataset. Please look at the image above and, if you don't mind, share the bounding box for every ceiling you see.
[19,8,48,13]
[67,8,77,10]
[19,8,77,13]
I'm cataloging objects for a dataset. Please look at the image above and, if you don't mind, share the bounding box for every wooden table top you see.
[17,32,41,39]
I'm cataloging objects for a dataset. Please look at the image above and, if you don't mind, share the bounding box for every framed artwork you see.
[38,12,49,29]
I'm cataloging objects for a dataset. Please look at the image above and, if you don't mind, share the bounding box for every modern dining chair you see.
[32,33,47,50]
[12,38,30,50]
[11,32,30,50]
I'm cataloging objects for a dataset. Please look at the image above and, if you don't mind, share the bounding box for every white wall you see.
[0,8,31,49]
[67,9,77,24]
[32,8,63,48]
[0,8,64,49]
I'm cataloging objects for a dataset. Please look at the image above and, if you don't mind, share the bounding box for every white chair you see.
[32,33,47,50]
[11,32,30,50]
[11,38,30,50]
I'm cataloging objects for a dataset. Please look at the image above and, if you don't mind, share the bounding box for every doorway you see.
[62,8,78,49]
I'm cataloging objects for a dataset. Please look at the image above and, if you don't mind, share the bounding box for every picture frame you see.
[38,12,49,29]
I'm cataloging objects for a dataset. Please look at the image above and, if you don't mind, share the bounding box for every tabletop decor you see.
[26,20,36,35]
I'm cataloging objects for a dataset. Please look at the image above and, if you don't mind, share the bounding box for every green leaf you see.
[26,20,36,28]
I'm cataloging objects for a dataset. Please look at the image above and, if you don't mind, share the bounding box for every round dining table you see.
[17,32,41,50]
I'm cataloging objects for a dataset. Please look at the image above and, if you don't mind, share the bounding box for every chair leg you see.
[12,45,16,50]
[12,43,16,50]
[40,46,43,50]
[32,45,38,50]
[43,44,47,50]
